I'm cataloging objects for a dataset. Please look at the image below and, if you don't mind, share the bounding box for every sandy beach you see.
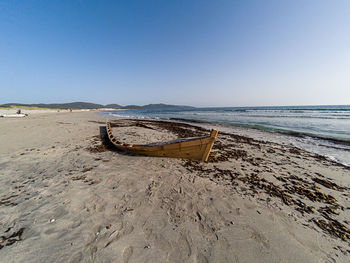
[0,110,349,263]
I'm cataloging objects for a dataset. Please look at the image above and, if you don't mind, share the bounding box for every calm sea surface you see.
[103,105,350,166]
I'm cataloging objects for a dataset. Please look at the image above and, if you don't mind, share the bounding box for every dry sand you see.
[0,111,349,263]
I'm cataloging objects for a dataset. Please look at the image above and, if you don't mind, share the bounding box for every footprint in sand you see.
[178,234,191,258]
[243,202,256,210]
[68,252,83,263]
[250,228,270,249]
[197,253,209,263]
[167,234,192,262]
[105,222,134,248]
[123,246,133,263]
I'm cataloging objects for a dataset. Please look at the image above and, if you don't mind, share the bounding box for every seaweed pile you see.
[179,124,350,244]
[102,119,350,244]
[0,227,25,249]
[0,194,18,207]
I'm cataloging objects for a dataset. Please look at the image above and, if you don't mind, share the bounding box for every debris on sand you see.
[0,228,25,249]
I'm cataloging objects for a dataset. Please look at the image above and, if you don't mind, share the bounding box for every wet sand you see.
[0,111,349,262]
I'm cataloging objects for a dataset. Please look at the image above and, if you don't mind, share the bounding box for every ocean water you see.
[102,105,350,166]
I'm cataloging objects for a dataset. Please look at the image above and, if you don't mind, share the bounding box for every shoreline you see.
[102,106,350,144]
[108,117,350,172]
[1,111,349,262]
[104,113,350,167]
[169,117,350,146]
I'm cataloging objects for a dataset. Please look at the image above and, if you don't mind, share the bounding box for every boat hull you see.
[0,114,26,118]
[106,122,218,161]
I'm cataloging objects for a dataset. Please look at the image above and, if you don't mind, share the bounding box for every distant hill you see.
[122,104,194,110]
[104,104,122,108]
[139,104,194,110]
[0,102,104,109]
[0,102,195,110]
[122,105,142,109]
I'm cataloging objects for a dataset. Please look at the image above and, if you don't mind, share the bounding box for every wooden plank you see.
[201,130,218,161]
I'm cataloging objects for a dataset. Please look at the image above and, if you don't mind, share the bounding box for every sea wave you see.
[100,107,350,166]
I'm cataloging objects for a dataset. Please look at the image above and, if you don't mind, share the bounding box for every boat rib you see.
[106,121,218,161]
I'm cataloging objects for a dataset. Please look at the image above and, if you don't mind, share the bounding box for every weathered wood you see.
[106,122,218,161]
[202,129,218,161]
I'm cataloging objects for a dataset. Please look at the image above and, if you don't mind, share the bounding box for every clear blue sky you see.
[1,0,349,107]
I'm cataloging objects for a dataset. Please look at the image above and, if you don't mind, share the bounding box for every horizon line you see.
[1,101,350,109]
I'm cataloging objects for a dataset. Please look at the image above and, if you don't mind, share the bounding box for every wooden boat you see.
[0,114,27,118]
[106,121,218,161]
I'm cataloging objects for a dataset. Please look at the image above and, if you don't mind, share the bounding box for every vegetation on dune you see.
[0,105,55,110]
